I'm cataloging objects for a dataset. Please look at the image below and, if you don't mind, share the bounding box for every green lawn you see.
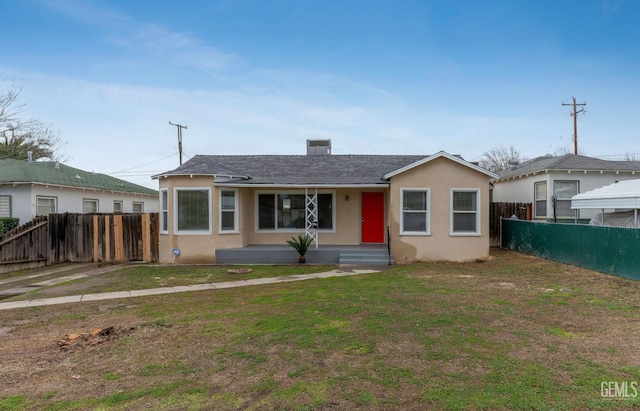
[1,249,639,410]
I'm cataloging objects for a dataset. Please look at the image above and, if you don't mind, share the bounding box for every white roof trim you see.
[152,172,247,180]
[0,181,158,197]
[383,151,498,180]
[215,183,389,188]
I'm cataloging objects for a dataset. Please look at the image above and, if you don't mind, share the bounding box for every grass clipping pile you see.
[56,326,135,351]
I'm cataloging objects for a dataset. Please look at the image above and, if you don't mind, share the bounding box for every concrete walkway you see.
[0,268,379,311]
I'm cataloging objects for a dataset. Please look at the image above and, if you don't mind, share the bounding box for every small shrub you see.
[286,234,314,263]
[0,217,19,234]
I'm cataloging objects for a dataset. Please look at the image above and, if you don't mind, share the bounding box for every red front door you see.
[361,192,384,243]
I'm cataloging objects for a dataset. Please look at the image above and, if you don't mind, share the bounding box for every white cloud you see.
[42,0,237,73]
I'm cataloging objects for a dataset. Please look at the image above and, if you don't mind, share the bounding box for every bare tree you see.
[0,83,65,161]
[479,146,525,172]
[624,151,640,161]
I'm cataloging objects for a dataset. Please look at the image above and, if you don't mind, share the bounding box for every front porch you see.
[216,244,392,265]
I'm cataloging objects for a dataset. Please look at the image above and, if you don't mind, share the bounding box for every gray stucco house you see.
[492,154,640,221]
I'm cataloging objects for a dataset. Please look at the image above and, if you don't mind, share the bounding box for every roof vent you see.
[508,159,519,170]
[27,151,33,163]
[306,139,331,155]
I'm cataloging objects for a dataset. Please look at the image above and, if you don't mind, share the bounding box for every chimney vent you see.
[27,151,33,163]
[306,139,331,155]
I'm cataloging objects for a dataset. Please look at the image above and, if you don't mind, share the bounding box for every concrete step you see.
[339,250,392,265]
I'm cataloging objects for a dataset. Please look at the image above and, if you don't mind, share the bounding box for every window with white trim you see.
[451,189,480,235]
[220,189,237,232]
[401,188,429,234]
[132,202,144,213]
[175,188,211,233]
[534,181,547,218]
[257,192,333,231]
[83,199,99,213]
[36,196,57,216]
[113,200,123,214]
[160,189,168,233]
[553,180,578,218]
[0,195,10,217]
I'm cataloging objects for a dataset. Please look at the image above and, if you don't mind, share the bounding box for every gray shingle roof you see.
[497,154,640,180]
[0,159,158,195]
[155,155,430,185]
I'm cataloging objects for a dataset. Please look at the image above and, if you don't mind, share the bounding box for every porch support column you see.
[305,187,318,249]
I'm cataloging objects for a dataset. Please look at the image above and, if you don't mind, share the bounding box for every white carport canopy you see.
[571,179,640,227]
[571,179,640,209]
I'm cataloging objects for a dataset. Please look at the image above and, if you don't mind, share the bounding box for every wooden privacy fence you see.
[0,213,159,274]
[489,202,532,246]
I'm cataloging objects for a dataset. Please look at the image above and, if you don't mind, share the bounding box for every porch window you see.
[36,196,57,216]
[220,189,237,232]
[83,199,98,213]
[553,180,578,218]
[257,192,333,231]
[175,188,211,234]
[451,189,480,235]
[0,195,10,217]
[534,181,547,218]
[160,189,168,233]
[401,189,430,234]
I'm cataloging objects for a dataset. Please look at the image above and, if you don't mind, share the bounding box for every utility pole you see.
[562,96,586,154]
[169,122,188,165]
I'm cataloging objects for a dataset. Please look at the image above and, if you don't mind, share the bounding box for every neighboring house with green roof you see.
[0,159,158,225]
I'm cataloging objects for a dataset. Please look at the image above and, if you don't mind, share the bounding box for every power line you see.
[109,152,178,174]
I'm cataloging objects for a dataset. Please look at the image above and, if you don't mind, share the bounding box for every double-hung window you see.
[220,189,237,232]
[257,192,333,231]
[175,188,211,234]
[36,196,57,216]
[534,181,547,218]
[553,180,578,218]
[401,189,429,234]
[160,189,169,233]
[451,189,480,235]
[113,201,123,214]
[83,199,98,213]
[132,202,144,213]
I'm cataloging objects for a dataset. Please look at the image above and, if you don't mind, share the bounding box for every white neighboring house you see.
[492,154,640,221]
[0,159,158,225]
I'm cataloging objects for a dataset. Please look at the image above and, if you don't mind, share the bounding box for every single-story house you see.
[571,179,640,227]
[492,154,640,221]
[152,142,498,265]
[0,158,159,224]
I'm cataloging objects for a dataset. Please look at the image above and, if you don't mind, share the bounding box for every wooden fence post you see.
[93,215,99,262]
[114,214,124,263]
[104,215,111,263]
[142,213,151,262]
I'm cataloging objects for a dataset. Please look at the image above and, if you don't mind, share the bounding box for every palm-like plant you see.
[286,234,314,263]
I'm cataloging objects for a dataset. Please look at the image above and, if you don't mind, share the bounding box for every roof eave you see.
[0,181,158,196]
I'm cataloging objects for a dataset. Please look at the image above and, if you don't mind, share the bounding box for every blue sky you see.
[1,0,639,188]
